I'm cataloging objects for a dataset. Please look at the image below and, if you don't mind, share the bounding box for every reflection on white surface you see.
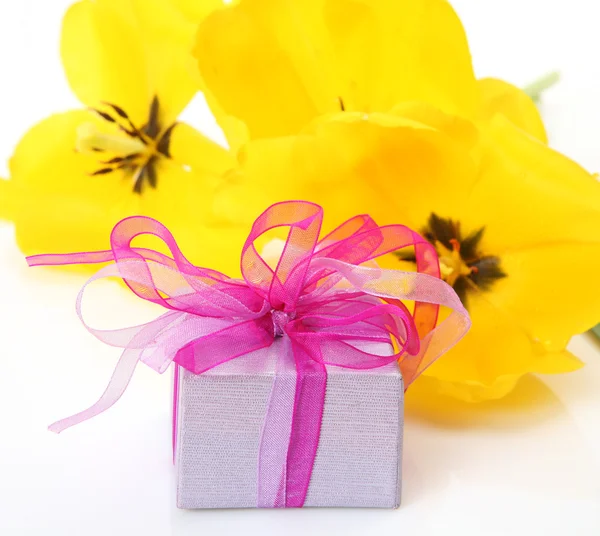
[402,354,600,533]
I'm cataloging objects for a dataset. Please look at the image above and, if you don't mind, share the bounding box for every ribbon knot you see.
[271,310,294,338]
[27,200,470,508]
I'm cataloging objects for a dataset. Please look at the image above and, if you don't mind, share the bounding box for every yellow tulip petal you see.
[6,110,140,255]
[422,266,590,402]
[144,0,250,153]
[12,189,138,258]
[137,156,245,276]
[9,110,134,199]
[181,222,247,277]
[477,78,547,143]
[194,0,328,139]
[0,178,13,220]
[200,90,250,155]
[489,242,600,344]
[423,291,536,401]
[168,122,236,182]
[169,0,227,23]
[61,1,147,122]
[307,112,477,228]
[323,0,476,116]
[462,115,600,254]
[195,0,477,139]
[141,156,214,223]
[214,135,315,225]
[389,101,479,151]
[487,115,599,199]
[531,349,584,375]
[216,112,478,231]
[129,0,201,124]
[61,0,198,125]
[182,45,251,154]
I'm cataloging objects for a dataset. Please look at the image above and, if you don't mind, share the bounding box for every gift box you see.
[29,201,469,509]
[174,340,403,509]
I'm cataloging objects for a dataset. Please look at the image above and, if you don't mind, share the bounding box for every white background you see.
[1,1,599,535]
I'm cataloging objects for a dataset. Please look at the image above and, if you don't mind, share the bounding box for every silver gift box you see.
[174,339,403,509]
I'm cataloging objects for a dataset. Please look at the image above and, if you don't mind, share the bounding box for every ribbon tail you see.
[48,347,141,433]
[49,295,183,433]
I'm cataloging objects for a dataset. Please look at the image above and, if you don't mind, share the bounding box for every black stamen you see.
[117,125,141,139]
[157,123,177,158]
[427,213,461,250]
[102,102,129,120]
[146,159,158,189]
[393,249,416,262]
[338,97,345,111]
[101,153,140,165]
[90,167,114,176]
[453,277,469,308]
[144,96,161,139]
[103,101,148,143]
[460,227,485,262]
[91,147,104,152]
[125,119,146,142]
[468,256,507,290]
[132,166,147,194]
[101,156,124,164]
[90,108,116,123]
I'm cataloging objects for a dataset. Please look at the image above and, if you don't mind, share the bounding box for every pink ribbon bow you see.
[27,200,470,508]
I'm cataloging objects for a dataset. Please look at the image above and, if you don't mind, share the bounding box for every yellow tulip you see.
[194,0,600,400]
[193,0,547,145]
[0,0,243,275]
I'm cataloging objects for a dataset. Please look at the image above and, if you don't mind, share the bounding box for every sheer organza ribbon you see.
[27,200,470,508]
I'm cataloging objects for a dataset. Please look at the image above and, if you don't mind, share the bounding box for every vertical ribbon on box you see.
[27,201,470,508]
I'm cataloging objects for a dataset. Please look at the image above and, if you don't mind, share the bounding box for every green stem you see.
[592,324,600,340]
[523,71,561,102]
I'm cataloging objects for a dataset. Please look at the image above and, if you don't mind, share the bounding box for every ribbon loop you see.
[241,201,323,310]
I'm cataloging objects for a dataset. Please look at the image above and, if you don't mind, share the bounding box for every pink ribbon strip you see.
[27,201,470,508]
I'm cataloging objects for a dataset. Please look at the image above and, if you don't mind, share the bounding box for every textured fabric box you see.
[174,338,403,509]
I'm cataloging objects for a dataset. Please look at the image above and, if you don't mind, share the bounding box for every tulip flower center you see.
[395,213,506,306]
[435,238,473,287]
[75,96,175,194]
